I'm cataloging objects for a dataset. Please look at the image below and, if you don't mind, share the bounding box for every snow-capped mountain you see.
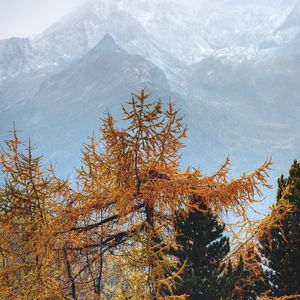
[1,0,299,82]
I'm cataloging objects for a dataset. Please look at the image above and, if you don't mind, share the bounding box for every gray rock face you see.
[33,33,169,106]
[0,38,32,79]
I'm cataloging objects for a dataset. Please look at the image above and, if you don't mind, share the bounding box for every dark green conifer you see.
[259,160,300,297]
[173,202,236,300]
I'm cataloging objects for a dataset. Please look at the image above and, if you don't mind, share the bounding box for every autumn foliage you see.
[0,90,297,299]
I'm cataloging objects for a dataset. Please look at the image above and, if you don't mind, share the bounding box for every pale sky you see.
[0,0,88,39]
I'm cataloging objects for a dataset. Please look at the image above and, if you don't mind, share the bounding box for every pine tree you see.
[259,160,300,297]
[172,201,237,300]
[172,202,270,300]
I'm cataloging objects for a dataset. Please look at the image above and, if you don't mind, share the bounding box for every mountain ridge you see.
[1,0,299,82]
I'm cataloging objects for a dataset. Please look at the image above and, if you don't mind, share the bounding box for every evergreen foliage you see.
[172,200,271,300]
[173,202,237,299]
[260,160,300,297]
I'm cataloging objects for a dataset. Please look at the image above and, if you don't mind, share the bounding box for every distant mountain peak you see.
[92,33,125,55]
[100,33,117,46]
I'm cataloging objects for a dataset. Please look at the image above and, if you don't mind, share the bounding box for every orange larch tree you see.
[0,90,277,299]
